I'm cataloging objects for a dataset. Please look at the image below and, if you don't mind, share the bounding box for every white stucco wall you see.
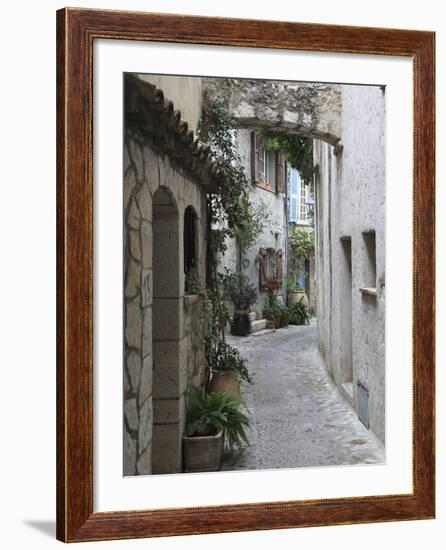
[137,74,203,133]
[315,85,385,443]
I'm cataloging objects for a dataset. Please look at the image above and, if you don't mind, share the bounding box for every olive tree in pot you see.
[182,387,250,472]
[221,270,258,336]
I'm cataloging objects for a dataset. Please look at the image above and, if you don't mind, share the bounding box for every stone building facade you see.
[218,128,288,317]
[123,74,216,475]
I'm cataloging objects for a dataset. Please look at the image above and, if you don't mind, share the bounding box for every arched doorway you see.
[151,186,182,474]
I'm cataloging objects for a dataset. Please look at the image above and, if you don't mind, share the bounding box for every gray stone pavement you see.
[221,322,384,471]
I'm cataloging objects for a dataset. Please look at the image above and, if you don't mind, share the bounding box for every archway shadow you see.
[23,519,56,538]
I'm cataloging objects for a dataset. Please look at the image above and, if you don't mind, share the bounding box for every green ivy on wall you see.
[259,129,314,187]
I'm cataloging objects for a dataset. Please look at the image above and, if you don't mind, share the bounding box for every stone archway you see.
[203,78,342,145]
[151,186,182,474]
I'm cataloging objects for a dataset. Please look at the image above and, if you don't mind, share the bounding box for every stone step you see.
[250,319,267,333]
[251,328,276,337]
[249,312,257,322]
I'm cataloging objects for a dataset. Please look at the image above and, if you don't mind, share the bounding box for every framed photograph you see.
[56,7,435,543]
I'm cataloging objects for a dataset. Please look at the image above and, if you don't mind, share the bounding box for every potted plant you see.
[182,387,250,472]
[288,298,311,325]
[280,305,290,327]
[263,293,289,329]
[263,302,281,329]
[288,227,314,307]
[285,272,308,308]
[221,270,258,336]
[206,339,252,397]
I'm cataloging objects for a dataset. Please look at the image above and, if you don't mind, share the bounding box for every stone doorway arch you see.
[152,186,183,474]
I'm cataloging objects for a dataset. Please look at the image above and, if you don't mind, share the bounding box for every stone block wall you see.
[123,129,207,476]
[123,135,154,476]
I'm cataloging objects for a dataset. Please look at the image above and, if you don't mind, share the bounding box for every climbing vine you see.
[198,95,267,256]
[195,94,268,380]
[259,129,314,187]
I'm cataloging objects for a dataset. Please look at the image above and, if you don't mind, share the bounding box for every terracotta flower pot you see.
[207,370,241,398]
[182,430,224,472]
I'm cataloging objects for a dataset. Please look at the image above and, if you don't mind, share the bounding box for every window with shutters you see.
[298,178,307,221]
[288,168,299,222]
[251,131,286,194]
[288,166,312,224]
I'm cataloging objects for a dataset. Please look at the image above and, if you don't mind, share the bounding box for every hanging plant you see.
[259,129,314,188]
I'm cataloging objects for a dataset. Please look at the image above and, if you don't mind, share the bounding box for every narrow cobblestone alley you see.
[221,323,384,471]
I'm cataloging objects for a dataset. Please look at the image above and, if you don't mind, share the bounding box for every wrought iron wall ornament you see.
[259,247,283,289]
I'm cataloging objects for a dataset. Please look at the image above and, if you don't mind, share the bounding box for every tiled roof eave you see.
[124,74,222,191]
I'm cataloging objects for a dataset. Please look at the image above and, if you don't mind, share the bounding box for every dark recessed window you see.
[184,206,197,275]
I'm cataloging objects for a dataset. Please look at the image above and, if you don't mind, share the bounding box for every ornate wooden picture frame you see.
[56,7,435,542]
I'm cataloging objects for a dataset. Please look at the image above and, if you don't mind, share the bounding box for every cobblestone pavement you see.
[221,323,384,471]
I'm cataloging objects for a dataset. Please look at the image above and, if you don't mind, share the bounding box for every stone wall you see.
[123,129,207,476]
[314,85,385,442]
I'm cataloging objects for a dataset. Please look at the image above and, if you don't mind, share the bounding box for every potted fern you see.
[182,387,250,472]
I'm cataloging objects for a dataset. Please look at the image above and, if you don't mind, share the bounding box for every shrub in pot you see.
[183,387,250,472]
[263,302,281,329]
[206,339,252,397]
[263,294,289,329]
[221,270,257,336]
[280,306,290,327]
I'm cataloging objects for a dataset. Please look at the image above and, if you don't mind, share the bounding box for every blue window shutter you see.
[289,169,298,222]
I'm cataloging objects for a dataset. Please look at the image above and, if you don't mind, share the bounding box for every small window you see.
[360,230,377,296]
[184,206,197,276]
